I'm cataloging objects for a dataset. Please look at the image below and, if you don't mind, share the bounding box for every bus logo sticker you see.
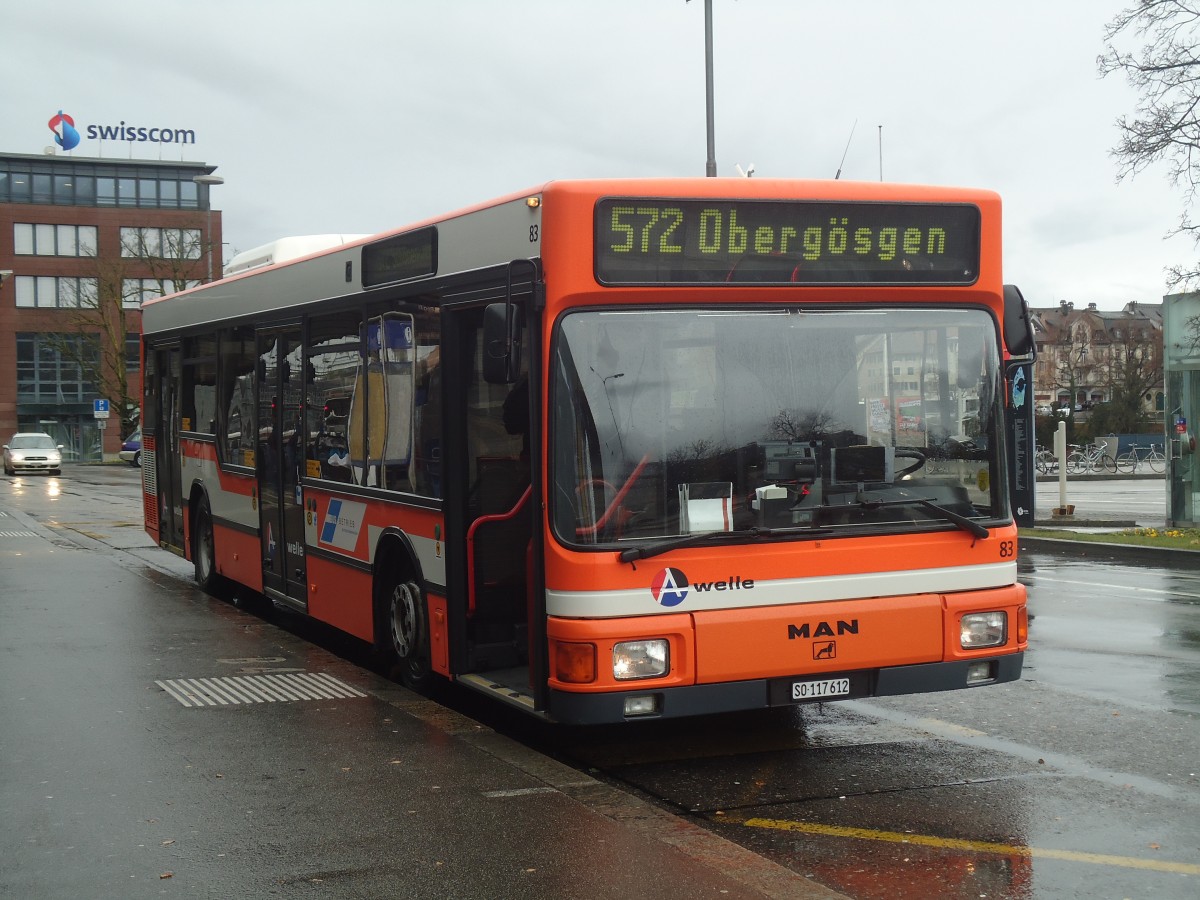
[319,499,366,552]
[1011,366,1027,409]
[650,567,689,607]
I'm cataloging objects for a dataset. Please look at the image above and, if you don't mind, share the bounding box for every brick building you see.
[0,151,222,461]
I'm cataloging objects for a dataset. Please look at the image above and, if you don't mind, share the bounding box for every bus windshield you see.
[550,306,1005,548]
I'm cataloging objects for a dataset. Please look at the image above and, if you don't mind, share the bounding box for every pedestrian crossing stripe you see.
[155,672,367,707]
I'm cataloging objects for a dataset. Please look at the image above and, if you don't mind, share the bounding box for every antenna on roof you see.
[834,120,857,180]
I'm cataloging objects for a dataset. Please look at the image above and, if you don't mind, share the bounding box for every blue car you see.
[120,429,141,467]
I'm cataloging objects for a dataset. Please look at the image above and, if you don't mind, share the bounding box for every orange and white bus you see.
[139,178,1032,724]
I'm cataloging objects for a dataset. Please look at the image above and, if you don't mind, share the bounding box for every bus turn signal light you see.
[555,642,596,683]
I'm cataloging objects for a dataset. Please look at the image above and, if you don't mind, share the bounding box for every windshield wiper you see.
[618,524,834,563]
[842,495,989,539]
[618,496,987,564]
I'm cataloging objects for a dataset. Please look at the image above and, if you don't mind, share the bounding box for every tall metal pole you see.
[192,174,224,281]
[705,0,717,177]
[878,125,883,181]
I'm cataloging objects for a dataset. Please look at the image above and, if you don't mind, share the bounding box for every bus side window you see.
[306,310,363,483]
[468,314,528,515]
[219,327,257,467]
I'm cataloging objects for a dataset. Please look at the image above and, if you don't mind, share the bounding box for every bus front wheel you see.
[383,574,431,693]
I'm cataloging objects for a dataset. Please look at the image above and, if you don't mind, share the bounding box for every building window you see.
[16,333,97,402]
[6,169,31,202]
[13,223,97,256]
[1,162,211,209]
[96,177,116,206]
[120,226,201,259]
[126,333,141,376]
[14,275,98,309]
[32,174,52,203]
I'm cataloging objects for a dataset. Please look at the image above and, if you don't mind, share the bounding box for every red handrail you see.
[466,485,532,617]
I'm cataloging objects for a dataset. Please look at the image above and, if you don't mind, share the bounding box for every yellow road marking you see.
[739,817,1200,875]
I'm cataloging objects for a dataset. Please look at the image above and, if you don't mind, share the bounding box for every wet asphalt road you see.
[2,466,1198,899]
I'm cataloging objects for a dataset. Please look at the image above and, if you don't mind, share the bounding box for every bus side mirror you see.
[483,302,522,384]
[1003,284,1036,359]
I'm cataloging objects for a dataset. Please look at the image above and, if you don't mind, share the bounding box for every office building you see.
[0,151,222,461]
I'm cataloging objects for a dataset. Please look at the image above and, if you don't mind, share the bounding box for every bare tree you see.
[1093,342,1164,433]
[1099,1,1200,287]
[770,408,841,441]
[48,224,209,440]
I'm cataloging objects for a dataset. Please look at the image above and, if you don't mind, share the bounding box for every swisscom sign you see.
[48,110,196,152]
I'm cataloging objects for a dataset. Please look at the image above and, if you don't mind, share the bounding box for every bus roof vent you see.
[223,234,370,277]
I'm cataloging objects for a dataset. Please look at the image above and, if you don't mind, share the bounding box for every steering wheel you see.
[894,447,927,477]
[575,455,650,538]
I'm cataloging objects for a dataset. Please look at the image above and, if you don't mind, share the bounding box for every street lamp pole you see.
[192,174,224,282]
[704,0,717,177]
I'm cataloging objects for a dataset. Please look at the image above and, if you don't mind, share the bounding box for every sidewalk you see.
[0,493,845,900]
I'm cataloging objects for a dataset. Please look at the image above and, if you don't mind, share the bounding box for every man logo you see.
[48,110,80,151]
[650,567,689,607]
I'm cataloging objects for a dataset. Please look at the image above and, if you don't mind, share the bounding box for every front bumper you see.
[10,457,60,472]
[548,652,1024,725]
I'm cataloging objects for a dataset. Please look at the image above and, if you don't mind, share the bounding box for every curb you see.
[1018,534,1200,566]
[1034,473,1164,482]
[1031,519,1137,528]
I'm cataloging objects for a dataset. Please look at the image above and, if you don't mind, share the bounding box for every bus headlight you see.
[961,612,1007,649]
[613,639,669,680]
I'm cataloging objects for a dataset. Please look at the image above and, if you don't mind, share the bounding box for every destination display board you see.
[363,227,437,288]
[595,198,980,285]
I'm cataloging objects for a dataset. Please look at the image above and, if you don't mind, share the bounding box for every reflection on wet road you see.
[1021,551,1200,716]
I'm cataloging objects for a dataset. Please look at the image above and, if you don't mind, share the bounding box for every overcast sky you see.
[5,0,1192,310]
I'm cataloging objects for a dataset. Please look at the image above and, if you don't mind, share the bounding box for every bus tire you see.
[193,497,229,599]
[381,568,431,694]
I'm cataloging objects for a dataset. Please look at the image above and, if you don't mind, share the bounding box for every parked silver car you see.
[3,432,63,476]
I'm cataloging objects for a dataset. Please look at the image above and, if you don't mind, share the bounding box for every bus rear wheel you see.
[193,498,230,599]
[383,575,431,693]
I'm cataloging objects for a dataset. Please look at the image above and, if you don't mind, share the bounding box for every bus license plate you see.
[792,678,851,701]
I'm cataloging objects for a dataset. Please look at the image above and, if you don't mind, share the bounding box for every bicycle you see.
[1065,440,1116,475]
[1114,443,1166,475]
[1034,444,1059,475]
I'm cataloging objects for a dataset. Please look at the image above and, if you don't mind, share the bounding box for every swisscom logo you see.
[47,109,196,148]
[48,110,80,151]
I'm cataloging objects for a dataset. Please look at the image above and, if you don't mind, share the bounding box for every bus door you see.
[156,345,186,551]
[255,327,307,609]
[442,297,538,686]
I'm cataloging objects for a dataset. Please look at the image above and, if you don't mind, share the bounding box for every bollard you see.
[1053,420,1072,517]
